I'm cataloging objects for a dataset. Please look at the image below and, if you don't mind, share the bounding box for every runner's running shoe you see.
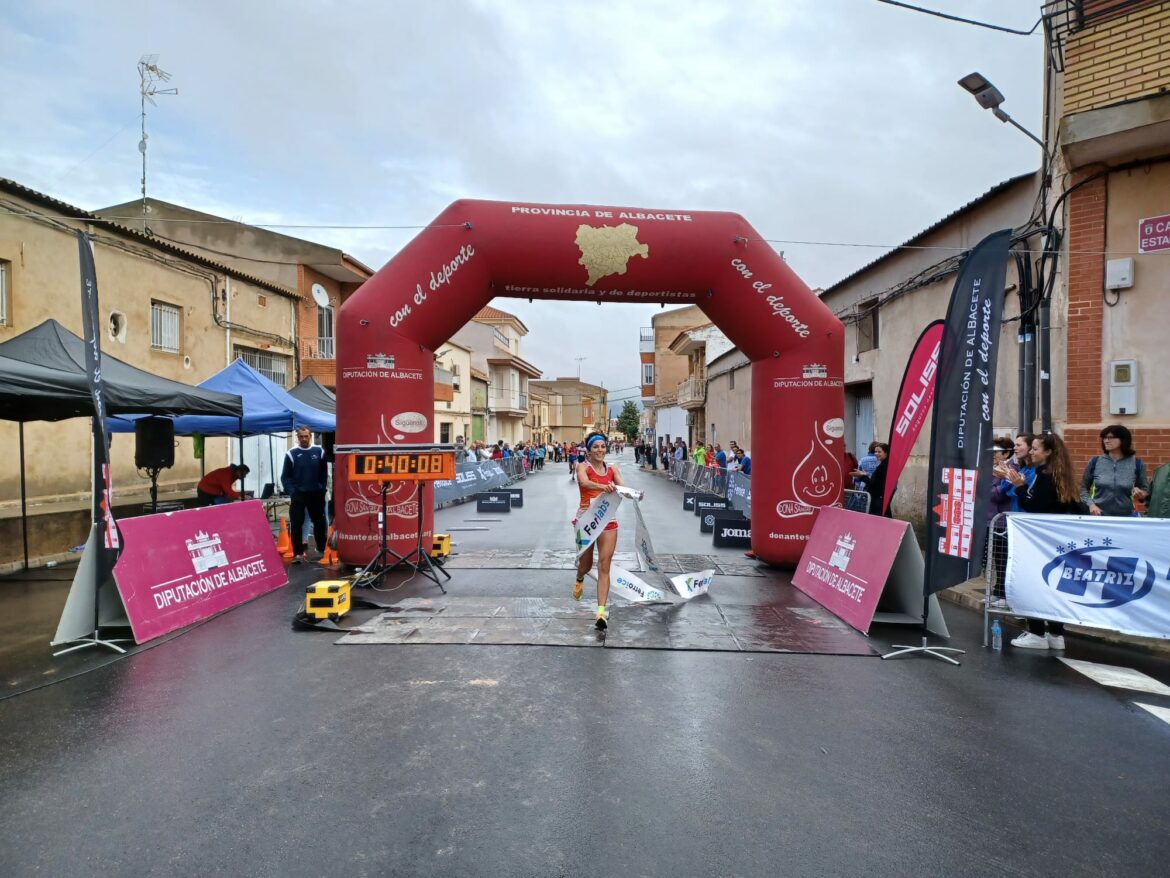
[572,578,584,601]
[595,606,608,631]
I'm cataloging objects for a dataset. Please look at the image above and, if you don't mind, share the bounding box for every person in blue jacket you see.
[281,426,328,562]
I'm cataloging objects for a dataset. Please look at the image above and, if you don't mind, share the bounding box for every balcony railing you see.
[639,327,654,353]
[677,377,706,409]
[300,337,336,360]
[490,390,529,414]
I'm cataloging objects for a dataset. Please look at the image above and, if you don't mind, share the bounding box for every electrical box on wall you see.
[1105,258,1134,290]
[1108,359,1139,415]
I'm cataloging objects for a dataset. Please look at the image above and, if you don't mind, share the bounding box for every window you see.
[234,345,290,387]
[856,298,880,353]
[729,368,734,390]
[642,363,654,386]
[440,422,452,443]
[150,301,181,352]
[317,303,335,358]
[0,259,10,325]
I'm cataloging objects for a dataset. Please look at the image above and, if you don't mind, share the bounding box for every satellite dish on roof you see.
[311,283,330,307]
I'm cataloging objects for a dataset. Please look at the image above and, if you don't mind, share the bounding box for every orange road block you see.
[320,526,339,566]
[276,517,295,560]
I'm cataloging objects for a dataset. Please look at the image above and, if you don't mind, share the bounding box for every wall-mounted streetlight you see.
[957,72,1045,152]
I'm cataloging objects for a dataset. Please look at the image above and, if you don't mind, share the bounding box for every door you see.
[854,393,874,456]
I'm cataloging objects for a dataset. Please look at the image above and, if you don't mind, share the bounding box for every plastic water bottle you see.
[991,618,1003,652]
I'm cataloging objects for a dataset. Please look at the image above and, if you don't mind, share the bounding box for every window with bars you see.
[150,301,181,352]
[0,259,10,325]
[234,345,290,387]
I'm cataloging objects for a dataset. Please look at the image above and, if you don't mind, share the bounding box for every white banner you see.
[609,566,672,603]
[670,569,715,601]
[633,502,660,573]
[573,491,623,558]
[1006,515,1170,640]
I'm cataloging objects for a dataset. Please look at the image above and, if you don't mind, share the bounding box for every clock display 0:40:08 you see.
[353,452,453,479]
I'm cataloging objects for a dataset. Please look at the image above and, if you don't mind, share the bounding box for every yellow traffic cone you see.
[276,517,295,561]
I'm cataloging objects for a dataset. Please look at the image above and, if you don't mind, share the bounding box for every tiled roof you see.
[474,305,530,334]
[0,177,298,298]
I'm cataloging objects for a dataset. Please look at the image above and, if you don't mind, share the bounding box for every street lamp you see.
[958,72,1046,152]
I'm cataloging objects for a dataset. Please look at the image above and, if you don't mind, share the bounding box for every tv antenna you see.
[138,54,178,233]
[574,356,587,378]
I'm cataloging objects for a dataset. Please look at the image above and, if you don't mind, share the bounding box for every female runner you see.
[573,432,625,629]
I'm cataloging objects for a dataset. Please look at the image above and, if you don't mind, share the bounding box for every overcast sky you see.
[0,0,1044,412]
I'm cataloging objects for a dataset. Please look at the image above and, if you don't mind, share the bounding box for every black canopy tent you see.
[0,319,244,569]
[288,376,336,414]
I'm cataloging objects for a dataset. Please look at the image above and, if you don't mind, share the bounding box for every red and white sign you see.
[885,321,943,514]
[933,466,976,558]
[113,501,287,643]
[792,507,910,634]
[1139,214,1170,254]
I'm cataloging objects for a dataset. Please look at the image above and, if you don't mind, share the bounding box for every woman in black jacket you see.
[852,442,893,517]
[1004,433,1082,650]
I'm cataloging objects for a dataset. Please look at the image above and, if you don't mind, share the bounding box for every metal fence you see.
[983,511,1012,646]
[668,459,870,521]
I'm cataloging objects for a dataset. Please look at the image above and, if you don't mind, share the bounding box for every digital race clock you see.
[340,444,457,482]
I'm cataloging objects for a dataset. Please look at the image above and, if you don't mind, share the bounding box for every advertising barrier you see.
[433,460,511,506]
[1006,515,1170,640]
[794,507,948,636]
[113,501,288,643]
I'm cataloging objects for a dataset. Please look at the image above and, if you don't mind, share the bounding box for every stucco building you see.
[528,378,608,442]
[641,304,706,449]
[448,306,543,446]
[95,197,373,390]
[0,179,298,569]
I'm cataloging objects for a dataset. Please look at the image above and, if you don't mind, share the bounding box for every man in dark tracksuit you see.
[281,426,328,562]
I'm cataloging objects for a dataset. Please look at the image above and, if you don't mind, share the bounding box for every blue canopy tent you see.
[108,359,335,436]
[108,360,335,500]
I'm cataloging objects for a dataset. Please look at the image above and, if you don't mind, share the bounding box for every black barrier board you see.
[702,508,744,534]
[476,493,511,513]
[505,488,523,508]
[714,519,752,548]
[695,495,730,517]
[683,492,698,511]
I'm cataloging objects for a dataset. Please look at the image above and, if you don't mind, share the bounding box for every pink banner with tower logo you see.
[792,506,913,634]
[113,501,287,643]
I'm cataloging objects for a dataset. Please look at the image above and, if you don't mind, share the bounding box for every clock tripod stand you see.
[343,444,458,592]
[354,479,448,592]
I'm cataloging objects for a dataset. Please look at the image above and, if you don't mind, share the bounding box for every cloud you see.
[1,0,1043,389]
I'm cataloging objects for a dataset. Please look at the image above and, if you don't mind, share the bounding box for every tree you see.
[616,400,641,440]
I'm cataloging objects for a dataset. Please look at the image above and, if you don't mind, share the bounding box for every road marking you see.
[1133,703,1170,728]
[1059,658,1170,697]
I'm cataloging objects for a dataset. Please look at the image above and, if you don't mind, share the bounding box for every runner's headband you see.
[585,433,607,449]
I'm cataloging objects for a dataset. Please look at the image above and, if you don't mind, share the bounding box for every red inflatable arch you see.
[336,200,844,568]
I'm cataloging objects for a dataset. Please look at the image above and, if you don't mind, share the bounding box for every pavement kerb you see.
[634,462,1170,657]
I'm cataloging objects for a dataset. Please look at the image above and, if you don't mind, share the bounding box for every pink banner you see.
[114,501,288,643]
[792,506,910,633]
[884,320,943,514]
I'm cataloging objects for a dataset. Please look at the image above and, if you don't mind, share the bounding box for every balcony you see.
[490,390,529,417]
[639,327,654,354]
[300,337,335,360]
[677,377,706,409]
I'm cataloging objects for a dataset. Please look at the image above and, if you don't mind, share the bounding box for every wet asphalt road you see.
[2,450,1170,877]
